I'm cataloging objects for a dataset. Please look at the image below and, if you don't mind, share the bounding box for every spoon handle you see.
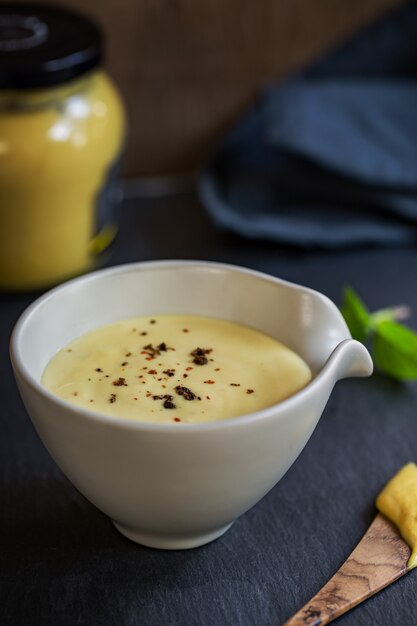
[283,513,410,626]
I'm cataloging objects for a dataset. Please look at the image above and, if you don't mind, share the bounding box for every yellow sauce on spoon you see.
[376,462,417,569]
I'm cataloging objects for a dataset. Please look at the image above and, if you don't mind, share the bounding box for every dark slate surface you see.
[1,193,416,626]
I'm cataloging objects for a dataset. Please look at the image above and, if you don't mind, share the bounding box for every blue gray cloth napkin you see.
[198,3,417,247]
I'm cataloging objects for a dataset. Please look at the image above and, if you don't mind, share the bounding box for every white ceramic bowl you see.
[10,260,373,549]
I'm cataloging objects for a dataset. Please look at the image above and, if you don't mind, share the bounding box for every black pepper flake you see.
[152,394,177,409]
[163,369,176,377]
[148,369,157,375]
[191,347,212,366]
[121,361,128,366]
[163,399,176,409]
[193,355,208,366]
[142,343,161,358]
[140,332,147,336]
[183,373,188,378]
[109,393,117,403]
[158,342,168,351]
[125,352,132,357]
[246,389,254,394]
[230,383,240,387]
[113,377,127,387]
[175,385,197,401]
[95,368,102,372]
[150,319,156,324]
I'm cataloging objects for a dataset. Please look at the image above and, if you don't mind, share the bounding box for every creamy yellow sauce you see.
[42,315,312,424]
[0,71,125,290]
[376,462,417,569]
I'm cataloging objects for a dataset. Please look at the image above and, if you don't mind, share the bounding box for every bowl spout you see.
[325,339,373,381]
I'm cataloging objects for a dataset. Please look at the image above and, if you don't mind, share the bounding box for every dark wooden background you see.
[16,0,402,175]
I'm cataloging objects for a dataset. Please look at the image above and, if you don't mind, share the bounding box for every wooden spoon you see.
[284,513,412,626]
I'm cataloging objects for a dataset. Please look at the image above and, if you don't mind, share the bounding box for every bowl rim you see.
[10,259,350,433]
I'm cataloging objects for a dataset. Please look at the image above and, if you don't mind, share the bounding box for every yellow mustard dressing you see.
[42,314,312,424]
[0,71,125,290]
[376,462,417,569]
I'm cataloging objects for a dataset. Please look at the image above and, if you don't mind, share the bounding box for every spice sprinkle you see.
[42,314,312,424]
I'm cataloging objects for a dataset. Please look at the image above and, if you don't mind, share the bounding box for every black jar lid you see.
[0,4,102,89]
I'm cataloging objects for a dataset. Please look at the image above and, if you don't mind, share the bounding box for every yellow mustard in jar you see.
[0,5,125,290]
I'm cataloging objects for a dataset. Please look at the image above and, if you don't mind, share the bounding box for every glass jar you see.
[0,5,125,290]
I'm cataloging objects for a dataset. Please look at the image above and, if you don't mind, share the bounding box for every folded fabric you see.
[198,3,417,247]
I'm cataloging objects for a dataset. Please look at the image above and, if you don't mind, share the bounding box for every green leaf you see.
[373,320,417,381]
[340,287,372,343]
